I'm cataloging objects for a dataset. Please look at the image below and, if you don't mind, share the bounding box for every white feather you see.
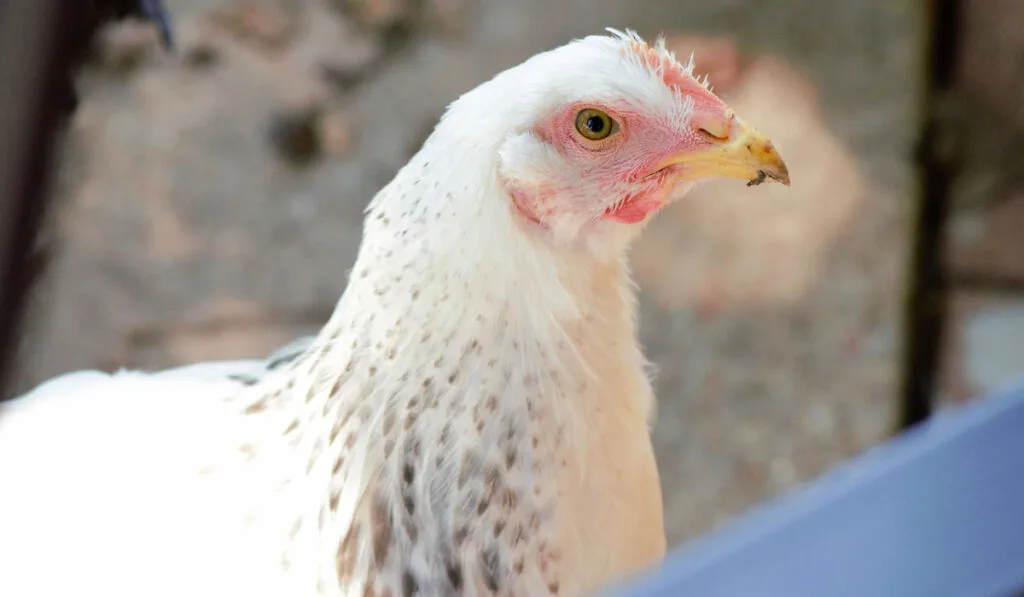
[0,29,714,596]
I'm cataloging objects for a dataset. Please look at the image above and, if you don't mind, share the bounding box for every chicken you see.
[0,29,788,597]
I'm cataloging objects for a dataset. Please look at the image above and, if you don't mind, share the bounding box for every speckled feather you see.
[0,30,693,597]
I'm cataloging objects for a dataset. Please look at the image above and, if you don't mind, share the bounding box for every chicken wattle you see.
[0,29,788,597]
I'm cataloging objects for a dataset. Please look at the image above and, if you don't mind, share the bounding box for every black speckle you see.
[371,493,392,567]
[243,398,267,414]
[482,547,501,592]
[510,523,526,547]
[402,570,417,597]
[447,562,463,590]
[501,488,518,511]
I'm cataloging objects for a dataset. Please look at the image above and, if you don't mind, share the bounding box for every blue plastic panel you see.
[606,380,1024,597]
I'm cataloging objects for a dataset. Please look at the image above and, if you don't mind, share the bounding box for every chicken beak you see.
[655,114,791,187]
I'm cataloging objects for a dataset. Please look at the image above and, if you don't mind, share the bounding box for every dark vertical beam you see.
[0,0,173,399]
[899,0,962,429]
[0,0,71,399]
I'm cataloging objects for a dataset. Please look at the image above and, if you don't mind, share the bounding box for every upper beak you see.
[655,113,791,187]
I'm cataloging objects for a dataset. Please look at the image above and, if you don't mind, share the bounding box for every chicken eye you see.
[575,108,616,141]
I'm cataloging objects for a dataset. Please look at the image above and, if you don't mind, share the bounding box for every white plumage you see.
[0,29,787,597]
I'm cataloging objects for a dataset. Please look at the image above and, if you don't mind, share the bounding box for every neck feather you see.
[323,136,641,376]
[228,132,656,592]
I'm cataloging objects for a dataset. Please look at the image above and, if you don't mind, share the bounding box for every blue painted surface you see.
[606,379,1024,597]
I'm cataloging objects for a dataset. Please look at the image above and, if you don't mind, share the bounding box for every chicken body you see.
[0,231,662,597]
[0,29,788,597]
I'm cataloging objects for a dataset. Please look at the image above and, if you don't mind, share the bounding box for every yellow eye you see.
[574,108,617,141]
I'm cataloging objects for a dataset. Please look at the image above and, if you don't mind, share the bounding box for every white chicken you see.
[0,29,788,597]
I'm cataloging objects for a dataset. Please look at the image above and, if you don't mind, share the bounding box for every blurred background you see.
[2,0,1023,549]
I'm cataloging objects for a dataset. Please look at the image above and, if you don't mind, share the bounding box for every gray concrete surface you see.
[12,0,924,545]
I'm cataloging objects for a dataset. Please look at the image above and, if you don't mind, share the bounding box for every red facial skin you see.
[602,166,681,224]
[509,80,733,228]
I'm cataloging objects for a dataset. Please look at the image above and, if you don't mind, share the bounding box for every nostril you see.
[698,126,729,141]
[693,111,733,141]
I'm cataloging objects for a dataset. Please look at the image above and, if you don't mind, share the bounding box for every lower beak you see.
[656,114,791,187]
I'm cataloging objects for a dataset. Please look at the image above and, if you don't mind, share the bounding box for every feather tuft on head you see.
[605,28,708,91]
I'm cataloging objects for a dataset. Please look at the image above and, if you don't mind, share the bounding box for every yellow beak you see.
[656,114,790,187]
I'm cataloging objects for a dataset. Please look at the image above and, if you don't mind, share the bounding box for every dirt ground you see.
[13,0,925,546]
